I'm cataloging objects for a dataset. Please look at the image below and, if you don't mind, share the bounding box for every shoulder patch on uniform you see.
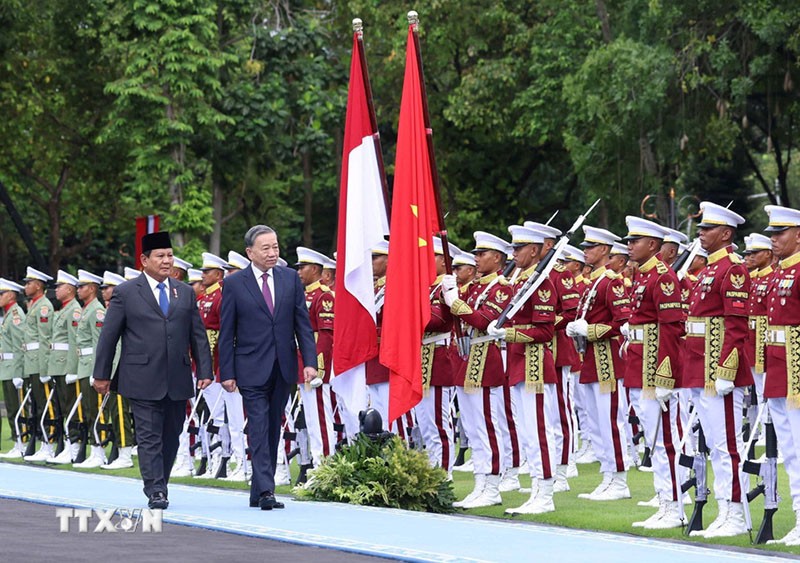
[660,281,675,296]
[730,273,746,289]
[40,306,50,317]
[73,310,82,321]
[537,289,552,303]
[561,277,574,289]
[611,284,626,298]
[96,310,105,321]
[494,288,510,303]
[656,261,668,274]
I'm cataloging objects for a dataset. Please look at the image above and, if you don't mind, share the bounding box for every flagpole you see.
[407,11,466,353]
[353,18,391,221]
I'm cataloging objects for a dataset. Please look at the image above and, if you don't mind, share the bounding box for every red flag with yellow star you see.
[380,25,439,422]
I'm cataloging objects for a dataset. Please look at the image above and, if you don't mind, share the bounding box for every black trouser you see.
[239,362,292,504]
[2,380,23,442]
[129,396,186,497]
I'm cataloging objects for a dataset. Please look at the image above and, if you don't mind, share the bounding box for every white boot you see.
[647,500,686,529]
[194,452,221,479]
[170,454,194,477]
[633,495,665,527]
[275,462,291,486]
[769,509,800,545]
[453,458,474,472]
[222,456,248,482]
[566,458,578,478]
[101,447,134,470]
[689,500,730,537]
[48,443,79,464]
[499,467,521,492]
[575,440,598,464]
[510,478,555,515]
[702,502,748,538]
[73,445,106,468]
[637,493,659,508]
[24,442,54,462]
[453,473,486,508]
[578,472,612,499]
[0,443,23,459]
[553,465,570,493]
[462,474,502,509]
[581,471,630,501]
[506,479,539,515]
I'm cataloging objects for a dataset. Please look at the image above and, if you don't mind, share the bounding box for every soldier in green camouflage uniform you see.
[0,278,27,458]
[21,267,55,461]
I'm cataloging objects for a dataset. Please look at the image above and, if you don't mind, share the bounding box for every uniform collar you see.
[82,296,96,309]
[574,274,584,284]
[779,252,800,270]
[30,294,43,305]
[589,266,607,281]
[758,265,773,278]
[638,255,660,274]
[61,297,75,307]
[478,271,500,285]
[434,274,445,284]
[305,280,322,292]
[707,246,731,265]
[204,282,220,295]
[3,301,16,313]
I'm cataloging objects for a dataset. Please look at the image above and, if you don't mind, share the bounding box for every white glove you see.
[89,376,95,386]
[566,319,588,338]
[12,377,23,389]
[620,322,630,340]
[39,374,52,384]
[309,376,323,388]
[655,386,672,411]
[442,287,459,307]
[441,274,457,292]
[486,320,506,339]
[65,374,78,384]
[715,378,734,397]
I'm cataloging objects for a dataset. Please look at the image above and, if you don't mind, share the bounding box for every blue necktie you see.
[157,282,169,315]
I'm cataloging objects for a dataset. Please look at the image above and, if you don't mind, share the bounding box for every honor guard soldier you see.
[685,201,753,538]
[321,255,337,290]
[526,222,581,487]
[443,231,513,509]
[124,267,141,281]
[761,205,800,545]
[0,279,27,458]
[72,270,109,468]
[452,251,477,285]
[21,267,55,461]
[607,242,630,276]
[450,249,476,470]
[171,257,192,281]
[416,237,457,477]
[44,271,82,464]
[98,271,136,470]
[661,228,689,268]
[622,217,686,528]
[188,268,204,298]
[744,233,774,401]
[227,250,250,274]
[295,247,336,468]
[567,226,632,501]
[488,225,559,514]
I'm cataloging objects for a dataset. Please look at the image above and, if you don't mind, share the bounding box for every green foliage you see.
[296,434,455,513]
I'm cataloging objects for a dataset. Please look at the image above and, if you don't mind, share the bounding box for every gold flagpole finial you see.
[352,18,363,33]
[407,11,419,26]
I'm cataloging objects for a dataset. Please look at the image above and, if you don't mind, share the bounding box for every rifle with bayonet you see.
[496,199,601,328]
[674,239,702,281]
[743,404,779,543]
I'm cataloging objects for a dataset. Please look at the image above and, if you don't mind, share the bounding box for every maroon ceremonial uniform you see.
[297,281,334,384]
[198,282,222,378]
[424,278,454,388]
[765,255,800,400]
[748,266,773,381]
[366,277,388,385]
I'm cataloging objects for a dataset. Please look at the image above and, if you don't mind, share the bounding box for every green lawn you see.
[0,420,797,555]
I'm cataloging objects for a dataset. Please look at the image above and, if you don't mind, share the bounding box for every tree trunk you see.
[595,0,613,44]
[210,180,223,255]
[302,149,313,247]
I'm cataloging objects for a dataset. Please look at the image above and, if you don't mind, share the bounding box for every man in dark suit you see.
[219,225,317,510]
[93,232,212,509]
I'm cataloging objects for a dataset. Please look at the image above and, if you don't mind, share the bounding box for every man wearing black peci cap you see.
[92,231,213,510]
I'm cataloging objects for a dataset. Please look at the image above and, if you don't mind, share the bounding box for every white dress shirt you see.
[251,264,275,308]
[143,272,170,306]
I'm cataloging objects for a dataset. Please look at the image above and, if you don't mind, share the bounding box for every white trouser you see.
[223,388,246,461]
[512,383,555,480]
[201,382,227,455]
[630,389,681,500]
[417,386,455,473]
[457,386,508,475]
[367,382,406,436]
[690,387,748,502]
[573,375,595,447]
[767,398,800,510]
[552,367,575,464]
[501,384,522,470]
[332,392,361,442]
[298,383,336,466]
[581,380,628,473]
[277,394,297,466]
[752,368,765,401]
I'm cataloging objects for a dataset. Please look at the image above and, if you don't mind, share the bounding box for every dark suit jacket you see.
[219,264,316,386]
[93,275,213,400]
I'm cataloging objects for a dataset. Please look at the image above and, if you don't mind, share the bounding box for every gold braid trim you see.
[316,352,326,379]
[755,316,767,373]
[206,329,219,355]
[593,339,617,394]
[504,325,535,343]
[421,341,436,396]
[464,339,491,393]
[787,326,800,409]
[587,323,612,342]
[525,342,545,394]
[704,317,724,395]
[642,323,659,399]
[654,357,675,390]
[715,349,738,383]
[451,299,473,316]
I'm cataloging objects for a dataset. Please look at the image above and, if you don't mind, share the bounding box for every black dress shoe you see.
[258,492,285,510]
[148,491,169,510]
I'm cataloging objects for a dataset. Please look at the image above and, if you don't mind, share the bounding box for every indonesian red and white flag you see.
[381,25,440,422]
[332,32,389,417]
[134,215,160,270]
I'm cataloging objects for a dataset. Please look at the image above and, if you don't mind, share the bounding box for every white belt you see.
[1,353,14,360]
[471,334,499,345]
[767,329,786,344]
[422,332,450,346]
[23,342,40,351]
[749,319,756,330]
[685,321,706,336]
[630,329,645,341]
[50,343,69,351]
[78,347,94,357]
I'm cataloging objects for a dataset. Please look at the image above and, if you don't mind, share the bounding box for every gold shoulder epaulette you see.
[729,253,743,264]
[605,270,621,279]
[656,261,668,275]
[553,263,566,273]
